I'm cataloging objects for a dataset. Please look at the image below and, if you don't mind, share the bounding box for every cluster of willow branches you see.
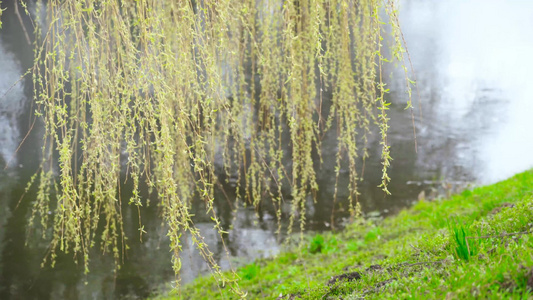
[29,0,409,294]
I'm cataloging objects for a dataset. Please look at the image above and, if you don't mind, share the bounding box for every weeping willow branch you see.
[29,0,410,294]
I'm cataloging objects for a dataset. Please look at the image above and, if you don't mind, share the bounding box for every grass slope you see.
[155,169,533,299]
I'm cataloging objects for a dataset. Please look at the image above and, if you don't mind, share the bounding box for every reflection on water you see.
[0,42,25,169]
[399,0,533,184]
[2,0,533,298]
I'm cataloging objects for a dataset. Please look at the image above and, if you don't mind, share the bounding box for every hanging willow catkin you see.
[29,0,410,295]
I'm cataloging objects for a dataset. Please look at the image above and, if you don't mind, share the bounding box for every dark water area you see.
[2,0,533,299]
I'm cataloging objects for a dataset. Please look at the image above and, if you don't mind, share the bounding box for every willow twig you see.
[14,1,31,45]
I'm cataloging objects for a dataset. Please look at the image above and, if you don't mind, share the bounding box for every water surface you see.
[1,0,533,298]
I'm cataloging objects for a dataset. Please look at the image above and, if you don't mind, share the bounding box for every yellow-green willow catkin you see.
[31,0,409,294]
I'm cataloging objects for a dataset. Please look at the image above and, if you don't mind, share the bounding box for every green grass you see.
[153,169,533,299]
[448,216,479,261]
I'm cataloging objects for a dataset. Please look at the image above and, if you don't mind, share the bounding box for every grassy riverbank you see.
[155,169,533,299]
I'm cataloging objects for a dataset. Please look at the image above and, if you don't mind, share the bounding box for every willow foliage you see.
[29,0,410,295]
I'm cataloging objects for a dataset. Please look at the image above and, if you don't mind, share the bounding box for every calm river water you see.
[1,0,533,299]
